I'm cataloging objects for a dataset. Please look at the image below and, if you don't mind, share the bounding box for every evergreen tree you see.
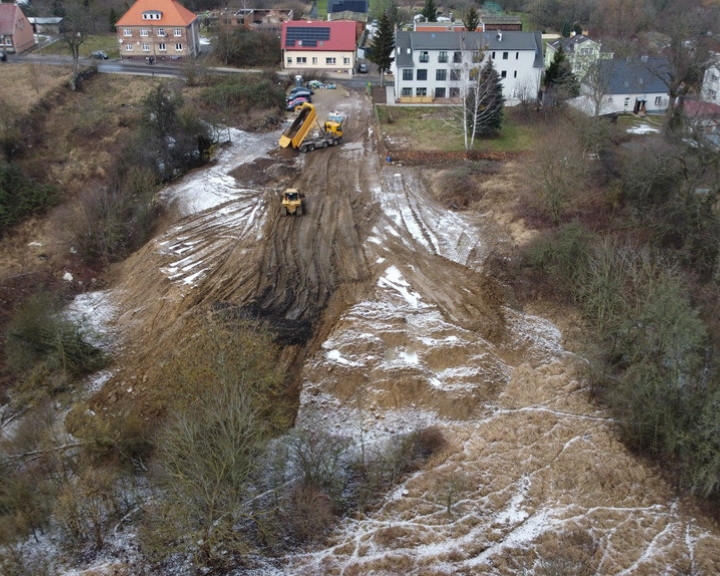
[467,58,504,137]
[464,7,480,31]
[369,12,395,86]
[109,8,117,33]
[421,0,437,22]
[386,0,399,28]
[544,44,580,102]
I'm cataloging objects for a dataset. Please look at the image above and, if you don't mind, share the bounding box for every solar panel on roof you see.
[285,26,331,47]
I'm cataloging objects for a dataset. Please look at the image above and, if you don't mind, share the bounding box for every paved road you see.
[2,51,385,88]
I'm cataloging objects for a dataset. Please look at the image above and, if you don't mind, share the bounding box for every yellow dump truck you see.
[279,103,346,153]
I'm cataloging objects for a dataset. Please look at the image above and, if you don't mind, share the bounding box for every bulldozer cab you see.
[281,188,305,216]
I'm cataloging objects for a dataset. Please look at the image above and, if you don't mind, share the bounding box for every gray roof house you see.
[392,30,543,104]
[544,33,612,80]
[572,57,671,116]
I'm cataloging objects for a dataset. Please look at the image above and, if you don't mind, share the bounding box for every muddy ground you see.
[4,78,720,574]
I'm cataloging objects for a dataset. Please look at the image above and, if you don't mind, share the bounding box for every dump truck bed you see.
[279,103,317,149]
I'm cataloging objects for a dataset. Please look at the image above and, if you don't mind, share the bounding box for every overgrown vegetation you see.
[513,107,720,500]
[0,163,56,236]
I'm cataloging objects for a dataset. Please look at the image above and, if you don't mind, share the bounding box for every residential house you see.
[393,30,544,104]
[414,14,522,32]
[27,16,63,35]
[701,55,720,104]
[573,57,670,116]
[683,99,720,148]
[282,20,357,74]
[115,0,200,61]
[327,0,368,22]
[544,33,612,80]
[0,3,35,54]
[218,8,293,33]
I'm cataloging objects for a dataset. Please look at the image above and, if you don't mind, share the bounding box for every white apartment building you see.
[393,30,544,104]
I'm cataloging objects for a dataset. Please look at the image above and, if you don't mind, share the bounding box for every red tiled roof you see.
[0,4,21,35]
[116,0,196,27]
[282,20,356,51]
[684,99,720,117]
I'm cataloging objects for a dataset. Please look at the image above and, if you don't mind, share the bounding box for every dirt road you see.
[101,87,720,574]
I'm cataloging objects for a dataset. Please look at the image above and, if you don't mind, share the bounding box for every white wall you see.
[394,45,541,102]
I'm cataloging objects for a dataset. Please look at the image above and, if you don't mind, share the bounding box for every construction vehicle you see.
[279,103,346,153]
[281,188,305,216]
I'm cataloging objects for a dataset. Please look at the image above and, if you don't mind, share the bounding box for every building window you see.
[419,51,429,63]
[450,69,460,81]
[402,69,413,81]
[709,89,717,99]
[435,87,446,98]
[343,57,350,65]
[142,43,149,51]
[125,43,134,51]
[174,28,182,36]
[513,70,517,78]
[501,70,507,78]
[312,57,317,64]
[175,43,182,51]
[502,51,508,59]
[436,69,447,81]
[287,57,292,64]
[492,51,496,59]
[711,73,719,82]
[516,52,519,59]
[157,28,166,36]
[326,57,336,64]
[416,69,427,81]
[140,29,148,37]
[123,28,132,36]
[450,87,460,97]
[401,87,412,96]
[654,96,662,105]
[438,51,447,63]
[158,43,166,51]
[453,51,461,63]
[416,87,427,96]
[297,57,306,64]
[624,97,630,107]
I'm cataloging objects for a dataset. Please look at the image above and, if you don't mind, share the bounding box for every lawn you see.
[376,105,538,152]
[36,34,121,59]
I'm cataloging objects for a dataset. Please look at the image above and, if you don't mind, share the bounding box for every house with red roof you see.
[115,0,199,61]
[282,20,357,75]
[0,2,35,54]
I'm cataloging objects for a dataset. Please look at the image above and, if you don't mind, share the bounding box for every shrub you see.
[5,293,106,392]
[0,163,56,236]
[200,73,285,122]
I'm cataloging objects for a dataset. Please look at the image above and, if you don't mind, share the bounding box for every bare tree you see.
[582,59,614,117]
[59,2,96,90]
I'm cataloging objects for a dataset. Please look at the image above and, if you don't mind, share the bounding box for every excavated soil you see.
[77,87,720,574]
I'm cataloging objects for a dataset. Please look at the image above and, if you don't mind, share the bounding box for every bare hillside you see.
[64,85,720,575]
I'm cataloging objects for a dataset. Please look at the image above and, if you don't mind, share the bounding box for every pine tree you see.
[386,0,399,28]
[421,0,438,22]
[467,58,504,138]
[369,12,395,86]
[464,7,480,31]
[544,44,580,102]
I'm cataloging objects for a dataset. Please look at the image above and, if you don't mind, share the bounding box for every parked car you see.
[91,50,109,59]
[289,86,314,98]
[287,90,312,103]
[286,97,308,111]
[357,62,369,73]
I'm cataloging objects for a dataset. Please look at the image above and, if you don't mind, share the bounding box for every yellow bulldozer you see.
[281,188,305,216]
